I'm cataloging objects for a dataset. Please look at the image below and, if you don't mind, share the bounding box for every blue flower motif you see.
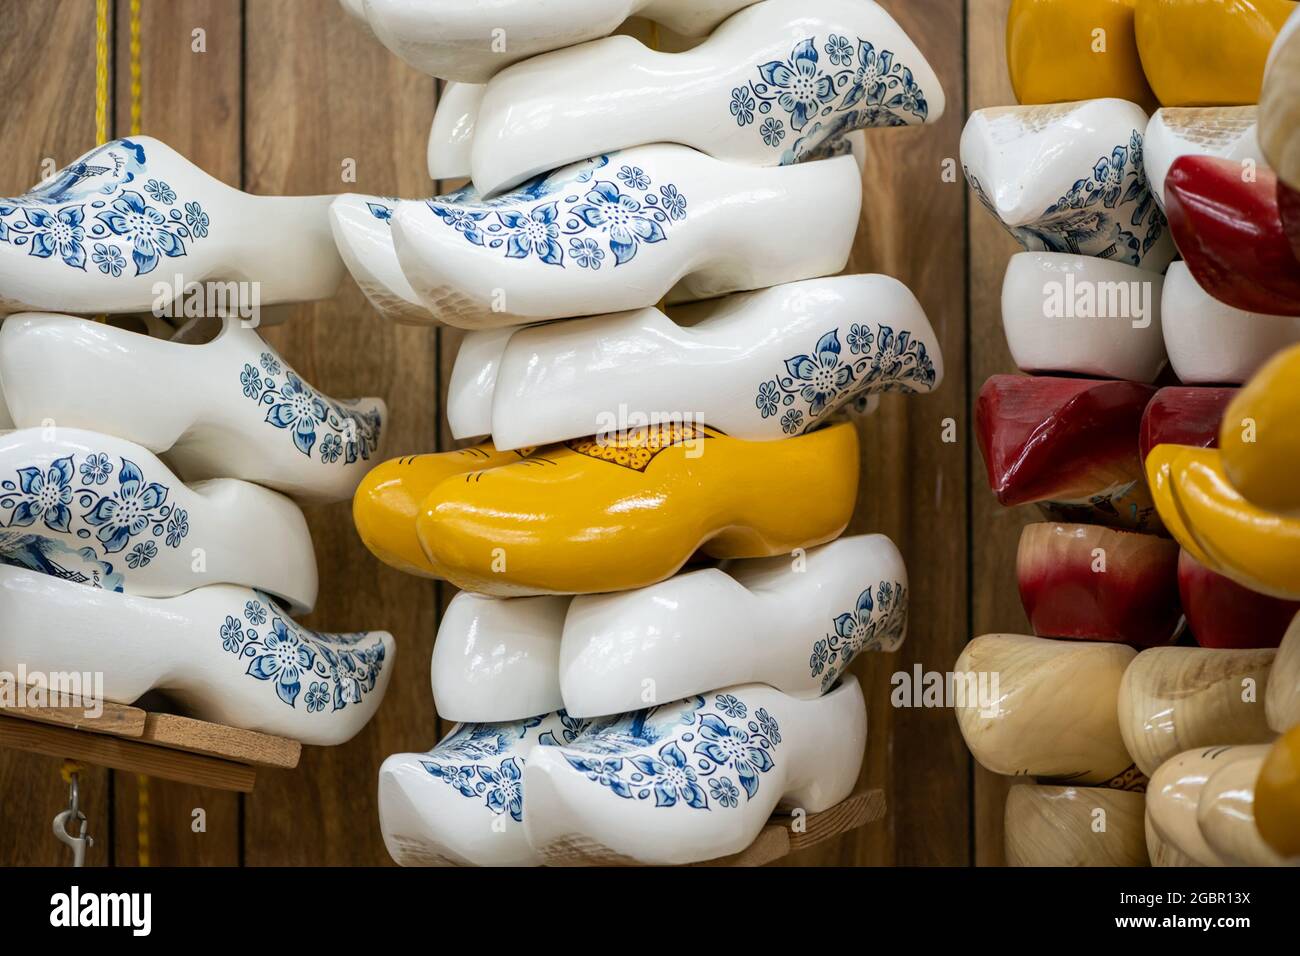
[220,615,245,653]
[834,586,877,650]
[756,380,779,418]
[366,201,392,222]
[629,741,708,809]
[841,40,894,110]
[430,203,489,246]
[165,508,188,548]
[709,776,740,808]
[695,714,774,799]
[81,458,169,554]
[10,456,75,532]
[810,638,829,677]
[264,373,328,457]
[785,330,853,416]
[759,38,835,131]
[716,694,747,719]
[259,352,281,376]
[761,118,786,147]
[1092,146,1128,208]
[322,647,363,710]
[826,34,853,66]
[24,205,87,269]
[426,762,478,798]
[90,242,125,276]
[183,201,208,237]
[126,540,156,568]
[78,453,113,486]
[659,184,687,221]
[498,201,564,266]
[756,708,781,744]
[95,190,186,276]
[305,682,330,713]
[246,617,317,707]
[479,757,525,822]
[781,408,804,434]
[847,323,873,354]
[240,363,262,399]
[617,165,650,190]
[319,433,342,463]
[572,182,667,266]
[145,179,176,204]
[244,600,267,625]
[568,237,604,270]
[730,86,756,126]
[564,755,637,798]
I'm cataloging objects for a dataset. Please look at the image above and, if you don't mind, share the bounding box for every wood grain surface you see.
[0,0,1018,868]
[967,0,1028,867]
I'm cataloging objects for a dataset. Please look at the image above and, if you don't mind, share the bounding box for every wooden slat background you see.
[0,0,1026,867]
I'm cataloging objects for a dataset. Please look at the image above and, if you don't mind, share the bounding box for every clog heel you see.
[417,420,859,596]
[353,443,536,578]
[1006,0,1156,110]
[1134,0,1296,107]
[522,678,867,865]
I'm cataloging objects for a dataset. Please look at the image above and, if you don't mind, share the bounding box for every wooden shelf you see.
[541,788,886,867]
[0,690,300,792]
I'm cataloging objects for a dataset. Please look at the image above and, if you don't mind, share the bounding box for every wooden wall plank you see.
[242,0,438,866]
[966,0,1028,868]
[110,0,244,868]
[0,0,111,867]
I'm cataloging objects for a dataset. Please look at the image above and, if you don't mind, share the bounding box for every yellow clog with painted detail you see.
[1255,724,1300,860]
[1149,443,1300,599]
[353,442,535,577]
[1135,0,1296,106]
[416,421,860,596]
[1219,344,1300,518]
[1007,0,1157,110]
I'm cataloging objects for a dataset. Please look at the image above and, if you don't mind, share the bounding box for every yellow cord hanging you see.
[129,0,142,135]
[94,0,109,144]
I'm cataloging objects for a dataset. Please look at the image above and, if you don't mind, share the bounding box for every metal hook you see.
[52,771,93,867]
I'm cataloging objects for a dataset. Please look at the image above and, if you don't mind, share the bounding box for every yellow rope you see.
[136,774,151,867]
[94,0,109,144]
[129,0,142,135]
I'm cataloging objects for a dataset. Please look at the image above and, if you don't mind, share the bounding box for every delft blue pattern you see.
[966,130,1165,267]
[0,530,124,591]
[0,455,189,569]
[810,580,908,692]
[563,694,780,810]
[419,713,586,824]
[240,359,381,464]
[732,36,928,164]
[223,594,385,713]
[0,140,210,277]
[756,326,937,432]
[424,157,685,269]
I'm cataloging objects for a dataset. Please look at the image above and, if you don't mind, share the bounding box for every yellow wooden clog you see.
[1254,723,1300,860]
[1220,344,1300,518]
[1135,0,1296,106]
[416,421,860,596]
[353,442,535,577]
[1007,0,1157,110]
[1150,443,1300,600]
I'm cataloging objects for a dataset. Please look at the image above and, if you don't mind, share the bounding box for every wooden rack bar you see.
[0,687,300,793]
